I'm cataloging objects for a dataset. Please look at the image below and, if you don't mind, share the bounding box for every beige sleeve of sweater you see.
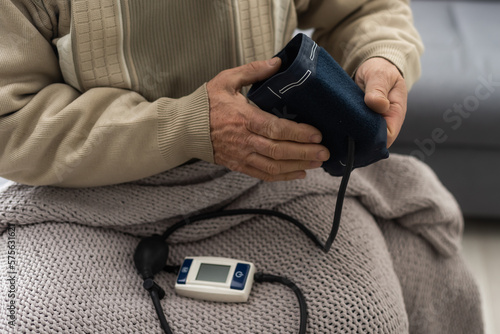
[295,0,424,90]
[0,1,213,187]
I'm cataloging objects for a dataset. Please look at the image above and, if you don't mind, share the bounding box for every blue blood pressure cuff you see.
[247,33,389,176]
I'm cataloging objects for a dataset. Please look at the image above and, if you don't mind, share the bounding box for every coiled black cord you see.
[150,268,309,334]
[135,137,356,334]
[162,136,356,253]
[161,208,324,249]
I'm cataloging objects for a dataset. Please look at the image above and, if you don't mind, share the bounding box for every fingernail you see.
[317,150,329,161]
[310,134,322,143]
[267,57,280,66]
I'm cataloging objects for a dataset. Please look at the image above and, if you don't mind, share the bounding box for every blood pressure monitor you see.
[175,257,255,302]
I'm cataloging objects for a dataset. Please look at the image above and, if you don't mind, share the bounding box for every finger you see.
[246,107,324,144]
[385,79,408,147]
[384,104,404,147]
[226,57,282,90]
[249,134,329,161]
[363,74,392,114]
[246,152,324,176]
[355,58,407,148]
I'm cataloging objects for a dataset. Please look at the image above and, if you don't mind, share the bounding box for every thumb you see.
[228,57,282,89]
[363,76,391,114]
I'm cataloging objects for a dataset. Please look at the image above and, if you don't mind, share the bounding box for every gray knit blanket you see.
[0,154,483,333]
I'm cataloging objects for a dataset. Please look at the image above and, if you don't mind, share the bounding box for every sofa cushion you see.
[397,1,500,149]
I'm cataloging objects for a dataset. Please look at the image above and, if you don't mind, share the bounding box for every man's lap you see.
[1,195,409,333]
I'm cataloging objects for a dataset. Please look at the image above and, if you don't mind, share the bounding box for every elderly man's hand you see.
[207,58,330,182]
[355,57,407,148]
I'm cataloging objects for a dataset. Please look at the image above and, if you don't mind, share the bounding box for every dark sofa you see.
[391,0,500,218]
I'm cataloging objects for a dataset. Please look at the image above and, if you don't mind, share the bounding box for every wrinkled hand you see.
[207,58,330,181]
[355,57,407,147]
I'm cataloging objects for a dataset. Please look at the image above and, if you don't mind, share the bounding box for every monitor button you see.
[230,263,250,290]
[177,258,193,284]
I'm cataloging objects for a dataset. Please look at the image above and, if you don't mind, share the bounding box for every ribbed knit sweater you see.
[0,0,423,187]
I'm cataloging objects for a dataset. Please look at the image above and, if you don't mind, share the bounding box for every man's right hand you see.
[207,57,330,182]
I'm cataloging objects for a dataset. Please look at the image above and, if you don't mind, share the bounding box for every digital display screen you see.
[196,263,231,283]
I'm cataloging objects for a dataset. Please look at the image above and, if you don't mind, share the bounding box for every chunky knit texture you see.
[0,155,483,333]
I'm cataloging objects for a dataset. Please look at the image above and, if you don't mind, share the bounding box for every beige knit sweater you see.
[0,0,423,187]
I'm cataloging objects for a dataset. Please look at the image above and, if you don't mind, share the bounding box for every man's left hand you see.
[354,57,407,148]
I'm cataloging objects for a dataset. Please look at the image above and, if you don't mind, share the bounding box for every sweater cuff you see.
[346,44,422,91]
[157,84,214,165]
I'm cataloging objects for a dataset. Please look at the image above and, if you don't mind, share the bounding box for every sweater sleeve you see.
[0,0,213,187]
[295,0,424,90]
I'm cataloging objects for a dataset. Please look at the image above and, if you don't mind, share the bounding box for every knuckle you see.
[244,117,256,134]
[245,152,258,167]
[299,148,309,161]
[219,68,233,78]
[267,142,282,159]
[214,69,229,83]
[263,118,280,139]
[243,133,256,149]
[265,162,281,176]
[245,61,260,74]
[216,69,236,88]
